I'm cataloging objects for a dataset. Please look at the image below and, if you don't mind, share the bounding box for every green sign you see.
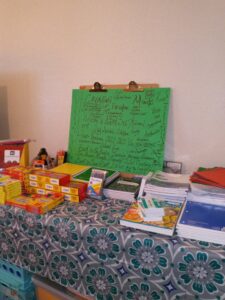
[68,88,170,175]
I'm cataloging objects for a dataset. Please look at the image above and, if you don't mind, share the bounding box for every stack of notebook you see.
[139,171,190,203]
[190,167,225,206]
[176,199,225,244]
[120,196,183,235]
[190,167,225,188]
[103,176,141,201]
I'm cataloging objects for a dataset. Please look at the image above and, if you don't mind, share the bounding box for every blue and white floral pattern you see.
[0,199,224,299]
[126,237,170,278]
[17,210,45,238]
[18,240,47,275]
[49,251,81,288]
[48,216,81,251]
[84,226,122,262]
[123,279,163,300]
[0,231,17,262]
[84,264,120,300]
[174,249,225,298]
[0,206,16,228]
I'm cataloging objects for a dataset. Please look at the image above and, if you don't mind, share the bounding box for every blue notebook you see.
[179,200,225,231]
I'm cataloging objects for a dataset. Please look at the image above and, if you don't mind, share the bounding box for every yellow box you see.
[64,194,80,202]
[61,186,78,195]
[37,176,50,184]
[0,175,10,182]
[0,192,5,205]
[29,181,45,189]
[36,188,46,195]
[51,163,89,177]
[28,187,46,195]
[45,183,61,192]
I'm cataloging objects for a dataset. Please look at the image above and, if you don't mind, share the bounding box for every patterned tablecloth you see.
[0,198,224,300]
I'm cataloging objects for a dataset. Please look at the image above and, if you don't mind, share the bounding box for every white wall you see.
[0,0,224,173]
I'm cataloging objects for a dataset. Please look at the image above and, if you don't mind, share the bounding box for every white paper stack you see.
[139,171,190,203]
[190,182,225,206]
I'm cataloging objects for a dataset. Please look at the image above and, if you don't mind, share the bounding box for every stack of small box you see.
[3,166,32,194]
[61,181,88,202]
[0,177,22,205]
[6,192,64,214]
[0,175,9,204]
[27,169,87,202]
[27,170,70,194]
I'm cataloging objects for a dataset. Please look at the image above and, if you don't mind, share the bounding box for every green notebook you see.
[73,167,119,185]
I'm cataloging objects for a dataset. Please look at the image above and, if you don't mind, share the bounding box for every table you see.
[0,198,224,300]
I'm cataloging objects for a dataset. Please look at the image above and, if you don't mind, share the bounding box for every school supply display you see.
[103,176,141,201]
[120,197,182,236]
[87,169,107,200]
[176,200,225,245]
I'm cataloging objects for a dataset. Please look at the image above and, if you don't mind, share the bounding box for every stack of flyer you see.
[190,167,225,188]
[189,167,225,206]
[103,176,141,201]
[120,196,183,235]
[139,171,190,203]
[176,197,225,245]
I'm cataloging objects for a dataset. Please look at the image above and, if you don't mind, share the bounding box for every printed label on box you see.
[4,150,20,163]
[50,178,59,185]
[29,174,38,181]
[45,184,54,191]
[30,181,38,187]
[61,186,70,193]
[36,188,46,195]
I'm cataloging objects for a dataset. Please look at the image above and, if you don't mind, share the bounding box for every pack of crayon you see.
[87,169,107,200]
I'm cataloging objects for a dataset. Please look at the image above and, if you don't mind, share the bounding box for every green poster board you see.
[67,88,170,175]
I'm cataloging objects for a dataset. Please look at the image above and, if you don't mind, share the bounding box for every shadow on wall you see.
[0,86,10,139]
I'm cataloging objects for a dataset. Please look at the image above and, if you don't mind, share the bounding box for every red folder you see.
[190,167,225,188]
